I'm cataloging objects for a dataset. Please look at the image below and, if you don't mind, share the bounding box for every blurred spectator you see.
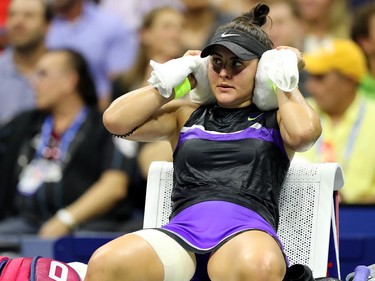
[295,39,375,204]
[180,0,235,51]
[112,6,185,184]
[0,28,7,53]
[261,0,303,49]
[261,0,310,97]
[99,0,183,36]
[210,0,259,15]
[351,2,375,99]
[112,6,185,99]
[0,0,51,128]
[45,0,137,111]
[0,48,136,238]
[0,0,10,51]
[295,0,352,52]
[349,0,374,10]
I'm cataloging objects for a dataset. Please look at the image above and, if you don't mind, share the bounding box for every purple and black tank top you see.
[160,103,290,255]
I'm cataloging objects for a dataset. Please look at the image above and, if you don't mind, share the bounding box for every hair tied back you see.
[250,3,270,27]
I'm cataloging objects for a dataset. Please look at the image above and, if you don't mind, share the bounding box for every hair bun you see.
[254,3,270,17]
[251,3,270,27]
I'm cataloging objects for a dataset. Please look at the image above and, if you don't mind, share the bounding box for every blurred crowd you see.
[0,0,374,242]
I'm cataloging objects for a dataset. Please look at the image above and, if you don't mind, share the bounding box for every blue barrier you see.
[53,235,119,264]
[339,205,375,278]
[21,233,121,264]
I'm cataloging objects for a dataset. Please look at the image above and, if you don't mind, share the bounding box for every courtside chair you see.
[143,161,344,279]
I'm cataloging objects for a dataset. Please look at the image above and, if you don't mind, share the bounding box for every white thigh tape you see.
[134,229,196,281]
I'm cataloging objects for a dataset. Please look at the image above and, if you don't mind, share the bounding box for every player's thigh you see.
[86,231,165,280]
[86,229,196,281]
[134,229,197,281]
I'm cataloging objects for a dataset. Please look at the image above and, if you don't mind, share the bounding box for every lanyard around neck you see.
[35,107,89,162]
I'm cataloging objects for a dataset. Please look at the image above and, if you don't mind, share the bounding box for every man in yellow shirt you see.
[296,39,375,203]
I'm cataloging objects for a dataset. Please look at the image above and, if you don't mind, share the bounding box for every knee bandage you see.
[134,229,196,281]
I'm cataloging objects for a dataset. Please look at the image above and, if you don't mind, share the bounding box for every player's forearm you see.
[103,86,172,137]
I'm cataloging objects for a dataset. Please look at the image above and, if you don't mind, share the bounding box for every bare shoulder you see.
[161,98,199,124]
[177,99,200,124]
[165,99,200,147]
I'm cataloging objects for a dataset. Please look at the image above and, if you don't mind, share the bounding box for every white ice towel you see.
[253,49,299,110]
[147,56,198,98]
[189,56,216,104]
[147,55,216,103]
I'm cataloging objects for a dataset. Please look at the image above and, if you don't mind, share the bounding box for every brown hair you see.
[117,6,183,93]
[50,48,98,106]
[351,2,375,43]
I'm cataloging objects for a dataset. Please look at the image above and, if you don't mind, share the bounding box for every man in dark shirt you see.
[0,48,142,238]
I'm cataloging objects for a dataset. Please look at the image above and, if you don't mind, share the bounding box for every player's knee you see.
[209,250,285,281]
[237,251,285,281]
[85,246,113,280]
[85,242,133,281]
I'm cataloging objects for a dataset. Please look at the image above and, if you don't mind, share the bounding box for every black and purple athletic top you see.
[161,103,290,255]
